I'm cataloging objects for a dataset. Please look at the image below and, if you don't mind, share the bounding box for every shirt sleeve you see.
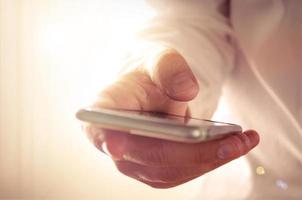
[136,0,236,118]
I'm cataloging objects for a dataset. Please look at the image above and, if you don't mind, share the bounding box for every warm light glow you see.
[0,1,250,199]
[3,1,204,199]
[38,0,156,107]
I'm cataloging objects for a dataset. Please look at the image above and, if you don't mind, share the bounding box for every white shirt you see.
[139,0,302,199]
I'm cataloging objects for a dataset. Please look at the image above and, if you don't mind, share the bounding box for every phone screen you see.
[90,108,239,128]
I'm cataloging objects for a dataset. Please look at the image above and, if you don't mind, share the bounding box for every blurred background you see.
[0,0,249,199]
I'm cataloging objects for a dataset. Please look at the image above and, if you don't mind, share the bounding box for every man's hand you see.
[84,49,259,188]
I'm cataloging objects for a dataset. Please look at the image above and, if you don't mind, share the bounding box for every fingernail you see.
[217,144,235,159]
[171,72,197,96]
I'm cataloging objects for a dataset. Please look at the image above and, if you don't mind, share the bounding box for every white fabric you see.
[141,0,302,199]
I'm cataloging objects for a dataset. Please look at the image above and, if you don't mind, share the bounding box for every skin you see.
[84,49,260,189]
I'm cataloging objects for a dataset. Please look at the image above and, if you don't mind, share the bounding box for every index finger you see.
[101,129,260,167]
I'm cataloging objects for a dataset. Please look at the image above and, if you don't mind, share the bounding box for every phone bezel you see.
[76,108,242,143]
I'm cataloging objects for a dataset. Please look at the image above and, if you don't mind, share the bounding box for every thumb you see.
[150,49,199,101]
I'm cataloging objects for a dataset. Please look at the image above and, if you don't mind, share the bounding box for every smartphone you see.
[76,108,242,143]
